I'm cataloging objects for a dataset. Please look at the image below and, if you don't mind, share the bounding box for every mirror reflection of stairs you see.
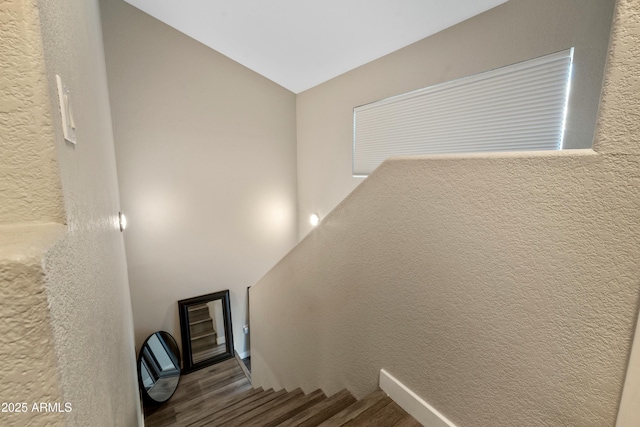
[188,303,225,364]
[143,358,421,426]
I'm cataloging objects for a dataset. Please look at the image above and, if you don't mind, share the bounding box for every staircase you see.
[161,387,419,426]
[259,387,421,426]
[143,357,421,426]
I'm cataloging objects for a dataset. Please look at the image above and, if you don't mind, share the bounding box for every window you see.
[353,49,574,176]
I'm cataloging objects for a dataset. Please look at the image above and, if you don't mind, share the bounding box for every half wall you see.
[251,1,640,425]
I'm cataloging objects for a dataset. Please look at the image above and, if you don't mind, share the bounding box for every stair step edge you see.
[277,389,357,427]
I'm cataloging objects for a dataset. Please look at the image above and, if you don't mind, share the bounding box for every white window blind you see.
[353,48,574,176]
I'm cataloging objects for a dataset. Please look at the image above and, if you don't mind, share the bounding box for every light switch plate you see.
[55,74,77,144]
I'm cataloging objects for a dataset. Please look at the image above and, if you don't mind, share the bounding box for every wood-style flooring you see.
[143,358,421,426]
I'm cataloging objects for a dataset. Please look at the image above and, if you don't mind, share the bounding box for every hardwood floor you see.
[143,358,421,426]
[144,358,251,426]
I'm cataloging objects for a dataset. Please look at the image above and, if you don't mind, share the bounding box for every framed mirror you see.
[138,331,181,405]
[178,290,234,373]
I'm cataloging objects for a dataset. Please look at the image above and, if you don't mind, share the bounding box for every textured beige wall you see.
[296,0,615,238]
[0,0,139,425]
[34,0,141,424]
[0,224,65,427]
[251,1,640,426]
[99,0,298,355]
[600,3,640,425]
[1,2,70,426]
[0,0,64,224]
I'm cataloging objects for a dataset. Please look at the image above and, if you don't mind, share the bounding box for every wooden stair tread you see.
[209,388,288,426]
[177,386,264,425]
[245,389,327,427]
[340,395,394,427]
[344,401,407,426]
[174,373,250,414]
[217,388,304,426]
[277,388,357,427]
[184,388,279,426]
[392,415,423,427]
[318,389,389,427]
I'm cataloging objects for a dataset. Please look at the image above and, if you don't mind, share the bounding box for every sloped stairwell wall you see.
[250,1,640,426]
[0,0,140,425]
[1,1,71,425]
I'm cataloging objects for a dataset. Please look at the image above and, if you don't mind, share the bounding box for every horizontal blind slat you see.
[356,105,566,133]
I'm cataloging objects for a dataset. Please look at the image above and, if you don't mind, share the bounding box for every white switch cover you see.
[55,75,77,144]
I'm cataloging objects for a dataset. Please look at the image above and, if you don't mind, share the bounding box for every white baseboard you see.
[237,350,251,359]
[379,369,457,427]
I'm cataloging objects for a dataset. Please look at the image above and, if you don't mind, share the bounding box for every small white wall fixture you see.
[353,49,574,176]
[380,369,457,427]
[55,74,77,144]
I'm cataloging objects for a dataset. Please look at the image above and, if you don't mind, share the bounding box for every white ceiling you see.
[123,0,508,93]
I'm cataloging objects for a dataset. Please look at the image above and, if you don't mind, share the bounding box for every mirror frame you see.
[137,331,181,405]
[178,290,234,374]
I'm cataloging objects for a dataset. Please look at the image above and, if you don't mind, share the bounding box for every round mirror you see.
[138,331,181,404]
